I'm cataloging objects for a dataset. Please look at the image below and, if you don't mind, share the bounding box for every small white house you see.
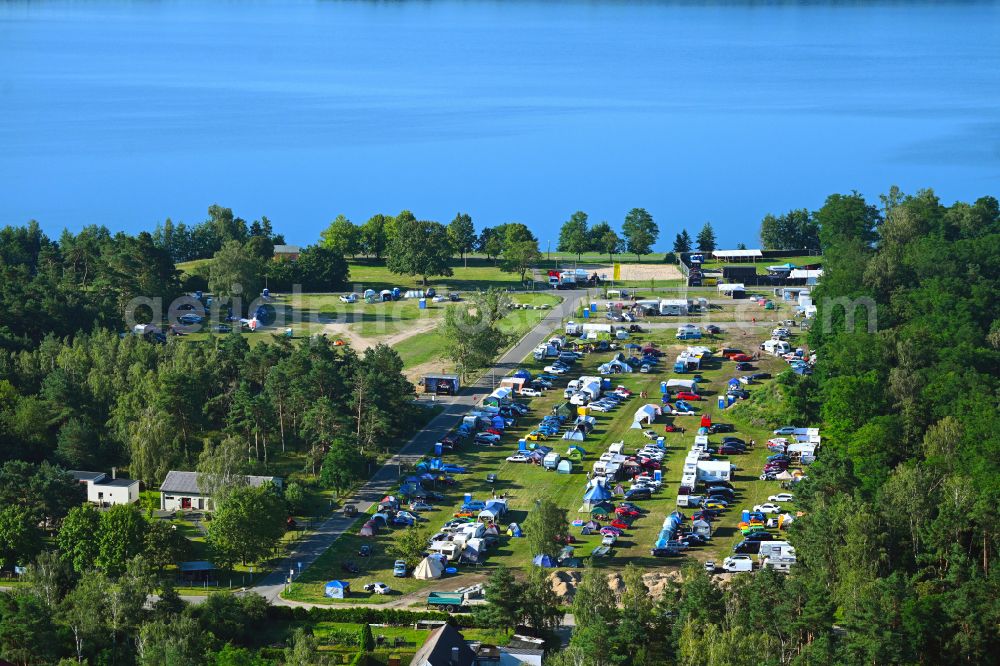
[659,299,689,316]
[71,470,139,507]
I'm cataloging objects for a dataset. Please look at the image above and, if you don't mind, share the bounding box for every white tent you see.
[631,404,662,428]
[666,379,698,390]
[413,556,445,580]
[712,249,762,259]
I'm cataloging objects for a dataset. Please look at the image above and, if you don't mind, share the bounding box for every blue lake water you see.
[1,0,998,248]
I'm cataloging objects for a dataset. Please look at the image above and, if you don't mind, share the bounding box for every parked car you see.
[506,452,530,463]
[722,436,747,446]
[727,389,750,399]
[706,325,722,334]
[651,547,684,558]
[615,506,640,517]
[358,544,373,557]
[719,445,744,455]
[675,391,702,401]
[709,423,736,434]
[751,373,772,381]
[624,488,652,501]
[339,293,358,303]
[525,431,548,441]
[363,582,391,594]
[733,540,762,555]
[474,433,501,445]
[773,426,797,435]
[409,501,433,512]
[768,493,795,503]
[744,532,776,542]
[601,534,618,546]
[753,503,782,514]
[519,388,543,397]
[392,560,408,577]
[731,353,752,362]
[543,365,568,375]
[735,362,755,371]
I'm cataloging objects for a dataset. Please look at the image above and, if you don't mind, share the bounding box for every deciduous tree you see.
[621,208,658,261]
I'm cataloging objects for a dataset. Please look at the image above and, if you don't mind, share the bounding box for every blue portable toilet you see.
[590,303,597,313]
[582,309,590,319]
[418,298,427,310]
[518,439,527,451]
[601,378,612,389]
[727,394,736,407]
[660,381,668,394]
[464,493,472,505]
[718,396,726,409]
[434,442,443,456]
[656,437,665,449]
[741,509,750,523]
[653,469,662,482]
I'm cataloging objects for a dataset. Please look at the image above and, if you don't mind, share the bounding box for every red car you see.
[731,354,753,363]
[615,506,640,518]
[485,427,503,435]
[610,519,631,530]
[675,391,702,401]
[638,458,661,470]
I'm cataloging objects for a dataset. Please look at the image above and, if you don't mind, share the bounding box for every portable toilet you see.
[660,381,668,394]
[583,309,590,319]
[419,298,427,310]
[590,303,597,313]
[674,361,686,373]
[653,469,662,482]
[434,442,443,456]
[718,396,726,409]
[464,493,472,505]
[518,439,527,451]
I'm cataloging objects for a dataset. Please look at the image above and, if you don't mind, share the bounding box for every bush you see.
[266,605,475,627]
[663,251,677,264]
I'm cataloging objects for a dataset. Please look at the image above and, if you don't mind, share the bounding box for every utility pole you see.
[547,240,551,261]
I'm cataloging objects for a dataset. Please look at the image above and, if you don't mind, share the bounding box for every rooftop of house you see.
[159,470,281,495]
[70,470,139,487]
[70,471,105,482]
[272,244,300,254]
[409,624,476,666]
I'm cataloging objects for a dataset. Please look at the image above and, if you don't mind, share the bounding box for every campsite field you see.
[284,295,807,605]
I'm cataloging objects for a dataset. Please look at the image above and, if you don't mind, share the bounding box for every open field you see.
[698,254,822,275]
[284,297,807,604]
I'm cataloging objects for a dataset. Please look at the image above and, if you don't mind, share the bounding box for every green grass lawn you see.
[699,254,822,275]
[283,296,806,604]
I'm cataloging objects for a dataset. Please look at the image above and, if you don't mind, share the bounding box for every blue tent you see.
[324,580,350,599]
[507,523,523,537]
[583,484,612,502]
[727,378,741,390]
[533,554,556,568]
[513,369,532,380]
[491,415,505,430]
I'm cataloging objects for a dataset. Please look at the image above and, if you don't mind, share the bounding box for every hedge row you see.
[266,604,479,628]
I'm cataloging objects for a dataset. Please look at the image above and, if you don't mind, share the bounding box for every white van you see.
[722,555,753,572]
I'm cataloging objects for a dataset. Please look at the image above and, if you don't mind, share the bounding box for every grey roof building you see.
[410,624,477,666]
[158,471,282,511]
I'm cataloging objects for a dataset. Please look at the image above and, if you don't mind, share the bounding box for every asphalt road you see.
[252,289,587,603]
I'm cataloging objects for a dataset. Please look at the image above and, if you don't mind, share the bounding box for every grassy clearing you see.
[284,297,806,604]
[699,255,822,275]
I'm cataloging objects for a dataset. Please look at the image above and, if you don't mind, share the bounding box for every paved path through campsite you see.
[251,289,588,603]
